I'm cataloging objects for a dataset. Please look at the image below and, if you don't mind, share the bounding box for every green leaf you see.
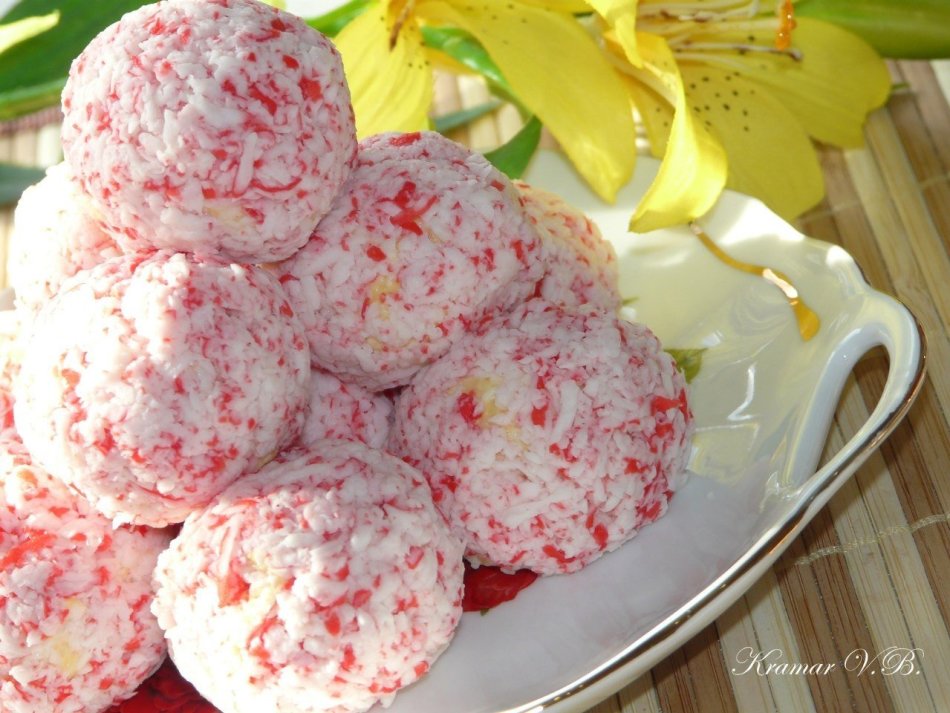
[482,116,542,180]
[0,0,152,120]
[432,100,501,133]
[421,25,525,110]
[0,77,66,121]
[664,348,706,384]
[0,11,59,55]
[796,0,950,58]
[305,0,371,37]
[0,162,45,206]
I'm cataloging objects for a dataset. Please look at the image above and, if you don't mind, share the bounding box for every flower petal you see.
[681,63,824,219]
[333,5,433,137]
[627,79,671,156]
[685,17,889,147]
[420,0,636,202]
[626,33,727,232]
[518,0,593,12]
[596,1,643,68]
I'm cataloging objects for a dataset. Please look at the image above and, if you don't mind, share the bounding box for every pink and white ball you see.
[13,251,310,527]
[0,434,169,713]
[277,131,544,391]
[8,163,124,317]
[61,0,356,263]
[389,300,693,576]
[299,369,393,449]
[154,440,464,713]
[515,182,621,310]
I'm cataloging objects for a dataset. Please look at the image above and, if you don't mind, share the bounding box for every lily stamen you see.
[638,0,762,23]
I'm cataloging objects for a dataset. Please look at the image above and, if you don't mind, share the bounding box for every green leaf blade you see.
[0,11,59,55]
[0,162,46,206]
[664,347,706,384]
[0,0,152,120]
[482,116,542,180]
[305,0,371,37]
[796,0,950,59]
[432,100,501,134]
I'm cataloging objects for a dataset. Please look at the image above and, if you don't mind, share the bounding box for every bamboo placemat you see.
[1,60,948,713]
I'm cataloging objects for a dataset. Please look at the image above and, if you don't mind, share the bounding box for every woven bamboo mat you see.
[1,60,948,713]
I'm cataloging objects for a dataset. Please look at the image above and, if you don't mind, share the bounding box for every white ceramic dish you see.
[379,151,926,713]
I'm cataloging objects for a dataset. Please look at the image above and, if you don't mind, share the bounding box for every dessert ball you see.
[389,300,693,575]
[61,0,357,262]
[13,251,310,527]
[0,309,24,434]
[0,434,170,713]
[299,369,393,449]
[515,181,621,310]
[8,162,124,317]
[276,131,543,391]
[154,440,464,713]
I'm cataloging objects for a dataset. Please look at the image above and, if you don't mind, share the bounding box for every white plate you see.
[380,151,926,713]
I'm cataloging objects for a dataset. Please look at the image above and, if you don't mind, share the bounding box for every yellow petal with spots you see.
[680,64,824,219]
[334,6,432,137]
[420,0,636,202]
[686,18,890,147]
[627,79,672,157]
[627,33,726,232]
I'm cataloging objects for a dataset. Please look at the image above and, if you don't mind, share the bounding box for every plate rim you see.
[513,152,929,713]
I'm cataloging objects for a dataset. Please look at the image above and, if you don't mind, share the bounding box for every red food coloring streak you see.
[457,391,479,426]
[300,77,323,101]
[282,54,299,69]
[217,563,250,607]
[249,84,278,116]
[389,181,438,235]
[366,245,386,262]
[530,404,547,426]
[542,544,574,566]
[405,545,425,569]
[461,561,538,612]
[392,132,423,146]
[624,457,645,474]
[0,531,56,569]
[324,612,342,636]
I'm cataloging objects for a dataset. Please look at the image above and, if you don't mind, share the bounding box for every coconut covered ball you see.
[8,162,125,317]
[0,433,170,713]
[389,300,693,576]
[0,309,24,434]
[515,181,621,310]
[13,251,310,527]
[299,369,393,449]
[276,131,544,391]
[153,440,464,713]
[61,0,357,263]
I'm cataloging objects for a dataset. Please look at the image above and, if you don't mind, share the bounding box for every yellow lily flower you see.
[624,0,891,220]
[333,0,637,202]
[593,0,728,231]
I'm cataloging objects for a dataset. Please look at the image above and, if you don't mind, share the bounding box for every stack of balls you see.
[0,1,694,711]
